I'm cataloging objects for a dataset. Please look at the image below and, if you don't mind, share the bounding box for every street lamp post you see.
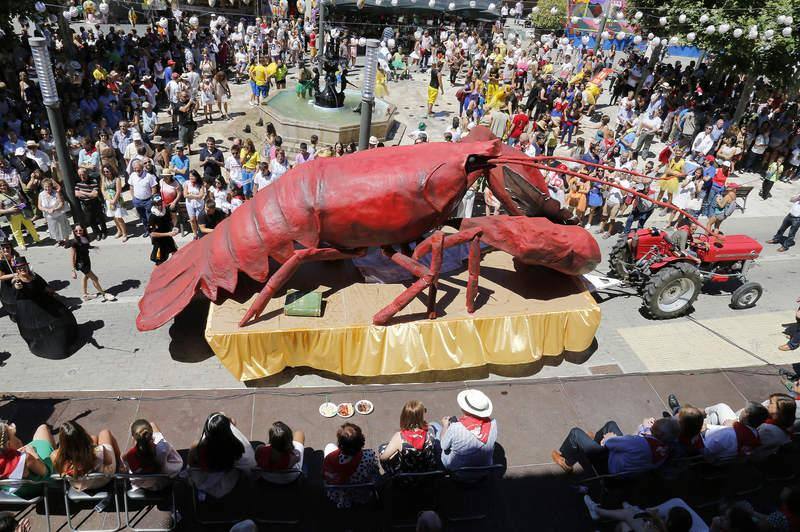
[358,39,379,151]
[28,37,84,224]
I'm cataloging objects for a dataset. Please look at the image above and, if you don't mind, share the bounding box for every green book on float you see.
[284,290,323,317]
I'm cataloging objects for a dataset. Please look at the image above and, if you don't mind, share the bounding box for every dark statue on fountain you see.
[315,36,346,108]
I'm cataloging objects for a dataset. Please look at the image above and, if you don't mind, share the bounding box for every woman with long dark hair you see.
[188,412,256,498]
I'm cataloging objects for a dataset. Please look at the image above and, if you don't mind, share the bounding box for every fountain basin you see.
[262,89,396,152]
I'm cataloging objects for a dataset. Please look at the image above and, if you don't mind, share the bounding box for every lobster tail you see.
[135,223,250,331]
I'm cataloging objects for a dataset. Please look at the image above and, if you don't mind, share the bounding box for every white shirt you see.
[790,196,800,217]
[26,149,51,172]
[269,158,289,180]
[703,423,760,461]
[692,132,715,155]
[165,80,182,104]
[225,155,243,186]
[606,179,629,205]
[129,171,157,200]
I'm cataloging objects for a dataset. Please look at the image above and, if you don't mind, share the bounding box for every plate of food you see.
[337,402,355,418]
[319,402,338,418]
[355,399,374,415]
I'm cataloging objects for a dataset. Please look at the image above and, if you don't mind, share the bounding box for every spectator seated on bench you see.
[188,412,255,499]
[122,419,184,491]
[378,400,441,475]
[584,496,703,532]
[703,403,769,461]
[551,417,678,475]
[50,421,122,491]
[254,421,305,483]
[323,423,380,509]
[439,390,497,471]
[0,422,56,498]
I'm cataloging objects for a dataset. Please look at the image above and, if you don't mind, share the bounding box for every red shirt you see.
[309,33,317,48]
[712,168,729,187]
[509,114,529,139]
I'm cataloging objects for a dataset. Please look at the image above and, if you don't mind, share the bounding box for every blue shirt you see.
[605,435,667,475]
[170,155,190,182]
[440,419,497,470]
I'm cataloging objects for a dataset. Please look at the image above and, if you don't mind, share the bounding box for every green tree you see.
[627,0,800,119]
[0,0,35,36]
[528,0,568,32]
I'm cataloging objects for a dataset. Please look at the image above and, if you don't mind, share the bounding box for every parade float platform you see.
[204,251,601,381]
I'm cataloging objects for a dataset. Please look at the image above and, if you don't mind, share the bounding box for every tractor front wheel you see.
[642,263,703,319]
[730,282,763,310]
[608,236,633,280]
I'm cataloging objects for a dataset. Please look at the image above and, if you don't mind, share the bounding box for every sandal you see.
[122,235,129,243]
[82,294,97,301]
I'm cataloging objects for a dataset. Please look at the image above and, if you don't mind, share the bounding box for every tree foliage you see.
[0,0,35,35]
[528,0,568,32]
[627,0,800,87]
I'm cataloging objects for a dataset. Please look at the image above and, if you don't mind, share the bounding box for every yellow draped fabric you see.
[204,253,601,381]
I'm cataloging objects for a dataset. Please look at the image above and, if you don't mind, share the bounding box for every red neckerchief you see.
[0,449,21,478]
[124,446,159,474]
[258,445,292,471]
[323,449,363,485]
[733,421,761,456]
[459,414,492,444]
[643,436,670,464]
[765,418,793,436]
[400,427,428,451]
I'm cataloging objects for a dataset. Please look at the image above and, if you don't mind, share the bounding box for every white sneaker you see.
[102,293,117,302]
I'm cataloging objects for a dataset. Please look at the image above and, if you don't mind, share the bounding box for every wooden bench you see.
[734,185,754,212]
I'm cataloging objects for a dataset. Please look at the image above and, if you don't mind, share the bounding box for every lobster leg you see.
[239,246,367,327]
[413,228,485,313]
[372,232,446,325]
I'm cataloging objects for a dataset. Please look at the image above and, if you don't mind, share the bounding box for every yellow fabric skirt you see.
[204,253,600,381]
[659,177,679,194]
[427,86,439,105]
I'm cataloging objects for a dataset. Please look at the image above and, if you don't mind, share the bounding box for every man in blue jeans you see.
[128,160,158,237]
[767,194,800,252]
[624,182,656,233]
[551,417,678,475]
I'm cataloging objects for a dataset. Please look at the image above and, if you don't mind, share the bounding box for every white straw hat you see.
[457,389,493,418]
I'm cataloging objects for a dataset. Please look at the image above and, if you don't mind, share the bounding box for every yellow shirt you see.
[251,64,268,86]
[266,62,278,78]
[92,67,107,81]
[240,148,260,170]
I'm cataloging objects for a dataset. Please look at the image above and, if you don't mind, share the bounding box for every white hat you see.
[368,135,378,145]
[721,160,731,167]
[131,132,142,141]
[457,389,493,418]
[14,147,25,156]
[142,101,151,108]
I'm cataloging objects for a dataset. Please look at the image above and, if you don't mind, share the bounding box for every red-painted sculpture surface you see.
[136,127,601,331]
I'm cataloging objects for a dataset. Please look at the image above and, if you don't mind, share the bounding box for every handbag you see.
[587,188,603,208]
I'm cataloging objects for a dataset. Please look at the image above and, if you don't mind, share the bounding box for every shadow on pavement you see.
[168,298,216,363]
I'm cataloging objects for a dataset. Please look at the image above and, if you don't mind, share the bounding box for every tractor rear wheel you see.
[642,263,703,319]
[730,282,763,310]
[608,236,633,280]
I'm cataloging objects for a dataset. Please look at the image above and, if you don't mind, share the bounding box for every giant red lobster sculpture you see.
[137,127,605,331]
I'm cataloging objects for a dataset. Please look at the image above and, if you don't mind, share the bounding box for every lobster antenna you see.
[492,155,720,239]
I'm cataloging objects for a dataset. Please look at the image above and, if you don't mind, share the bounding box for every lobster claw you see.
[460,215,600,276]
[498,166,578,225]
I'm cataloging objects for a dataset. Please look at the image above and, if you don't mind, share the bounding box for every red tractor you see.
[608,228,764,319]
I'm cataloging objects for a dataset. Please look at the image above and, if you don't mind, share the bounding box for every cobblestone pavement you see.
[1,56,798,392]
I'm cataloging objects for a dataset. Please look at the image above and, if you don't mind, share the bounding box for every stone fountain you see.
[261,36,396,152]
